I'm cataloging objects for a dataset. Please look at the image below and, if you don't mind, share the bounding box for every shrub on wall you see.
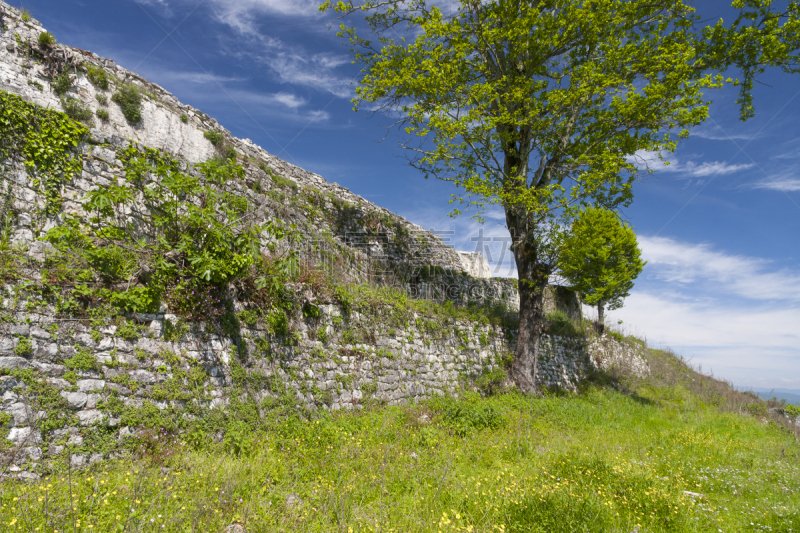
[60,97,93,123]
[112,84,142,123]
[86,65,109,90]
[37,31,55,48]
[44,143,295,320]
[51,72,73,96]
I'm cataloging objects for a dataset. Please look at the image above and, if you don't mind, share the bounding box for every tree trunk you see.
[508,234,549,394]
[501,132,548,394]
[596,303,605,334]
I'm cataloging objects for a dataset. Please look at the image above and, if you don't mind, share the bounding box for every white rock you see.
[77,410,105,426]
[23,446,42,461]
[7,427,42,445]
[77,379,105,393]
[0,357,30,370]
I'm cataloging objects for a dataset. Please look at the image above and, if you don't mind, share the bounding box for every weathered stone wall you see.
[458,252,492,279]
[0,2,468,280]
[0,278,648,470]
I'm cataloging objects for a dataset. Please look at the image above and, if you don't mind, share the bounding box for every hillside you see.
[0,4,798,532]
[742,388,800,407]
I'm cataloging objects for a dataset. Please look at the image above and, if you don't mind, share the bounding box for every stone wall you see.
[0,284,502,466]
[0,2,469,281]
[0,278,648,470]
[458,252,492,279]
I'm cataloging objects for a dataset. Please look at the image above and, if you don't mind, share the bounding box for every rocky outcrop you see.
[0,2,468,279]
[458,252,492,279]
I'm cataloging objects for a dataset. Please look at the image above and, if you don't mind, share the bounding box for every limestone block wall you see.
[0,285,508,467]
[0,277,648,471]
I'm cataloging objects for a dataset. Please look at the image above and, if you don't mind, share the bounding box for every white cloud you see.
[752,178,800,192]
[629,150,753,178]
[131,0,352,97]
[133,64,330,123]
[213,31,353,98]
[224,89,331,121]
[164,71,245,85]
[265,49,352,98]
[270,92,307,109]
[589,292,800,388]
[131,0,173,16]
[209,0,322,34]
[690,126,756,141]
[679,161,754,177]
[586,236,800,388]
[639,236,800,302]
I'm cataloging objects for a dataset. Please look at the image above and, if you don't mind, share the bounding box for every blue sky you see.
[18,0,800,390]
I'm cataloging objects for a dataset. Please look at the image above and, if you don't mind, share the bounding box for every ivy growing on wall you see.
[45,143,296,322]
[0,89,87,213]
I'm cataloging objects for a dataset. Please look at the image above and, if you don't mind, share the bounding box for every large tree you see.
[322,0,800,392]
[558,206,645,332]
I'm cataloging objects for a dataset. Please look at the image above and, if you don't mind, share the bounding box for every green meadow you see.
[2,348,798,533]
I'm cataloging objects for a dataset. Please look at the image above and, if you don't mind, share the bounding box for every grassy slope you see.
[2,347,799,533]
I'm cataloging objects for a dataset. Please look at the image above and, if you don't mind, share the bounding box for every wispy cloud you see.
[678,161,754,177]
[215,34,352,98]
[132,0,169,6]
[163,71,246,85]
[129,0,352,98]
[772,137,800,160]
[639,236,800,302]
[689,125,757,141]
[751,178,800,192]
[224,89,330,121]
[209,0,322,34]
[629,150,753,178]
[133,65,331,123]
[264,47,352,98]
[131,0,173,16]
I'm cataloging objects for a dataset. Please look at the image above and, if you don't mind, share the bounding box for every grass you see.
[37,31,55,48]
[2,355,798,533]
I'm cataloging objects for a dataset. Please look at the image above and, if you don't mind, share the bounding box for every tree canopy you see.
[558,206,645,330]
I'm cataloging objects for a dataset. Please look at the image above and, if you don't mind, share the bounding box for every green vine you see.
[0,89,87,213]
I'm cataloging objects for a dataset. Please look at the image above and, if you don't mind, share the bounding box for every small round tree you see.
[558,207,645,333]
